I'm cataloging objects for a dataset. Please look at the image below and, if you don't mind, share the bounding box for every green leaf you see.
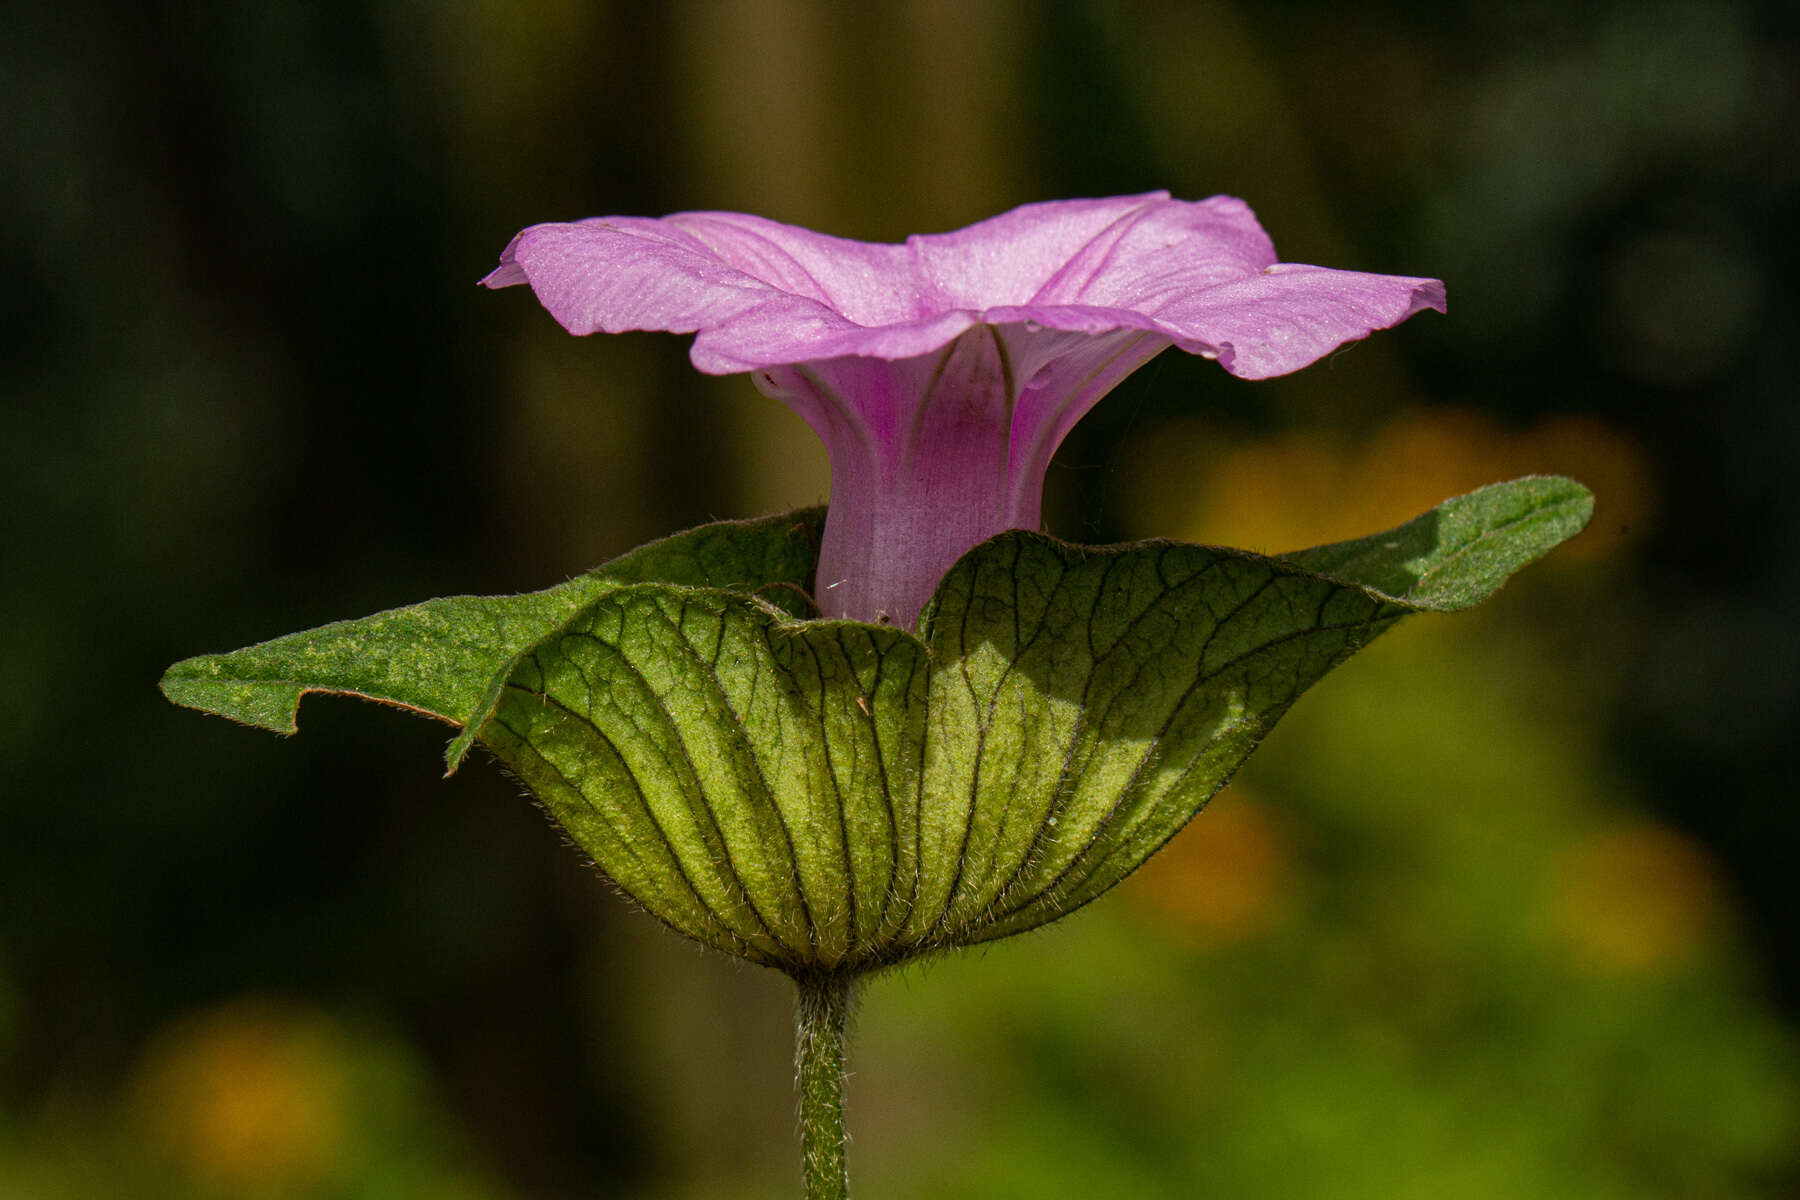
[162,479,1590,970]
[473,477,1591,970]
[1278,475,1594,610]
[158,510,825,766]
[920,477,1592,945]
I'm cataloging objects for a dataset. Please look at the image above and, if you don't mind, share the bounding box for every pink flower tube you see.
[484,192,1444,627]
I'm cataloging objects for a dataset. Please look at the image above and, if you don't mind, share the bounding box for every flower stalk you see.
[795,973,855,1200]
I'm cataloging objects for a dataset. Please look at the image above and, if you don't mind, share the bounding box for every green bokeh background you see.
[5,1,1797,1196]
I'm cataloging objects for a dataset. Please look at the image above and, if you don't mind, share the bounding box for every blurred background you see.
[4,0,1797,1196]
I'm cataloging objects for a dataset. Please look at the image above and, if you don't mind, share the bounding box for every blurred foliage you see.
[3,0,1796,1196]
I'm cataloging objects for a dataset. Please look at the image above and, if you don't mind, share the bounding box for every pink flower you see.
[484,192,1444,627]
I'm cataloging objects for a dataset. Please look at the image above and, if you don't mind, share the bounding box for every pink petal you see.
[483,218,778,338]
[1140,263,1446,379]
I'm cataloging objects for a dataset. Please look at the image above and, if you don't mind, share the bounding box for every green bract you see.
[162,477,1592,977]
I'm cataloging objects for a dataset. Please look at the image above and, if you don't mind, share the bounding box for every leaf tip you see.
[442,728,479,776]
[159,656,304,736]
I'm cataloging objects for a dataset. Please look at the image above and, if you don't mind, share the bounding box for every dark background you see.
[4,1,1796,1196]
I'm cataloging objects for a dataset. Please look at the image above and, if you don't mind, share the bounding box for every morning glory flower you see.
[484,192,1445,627]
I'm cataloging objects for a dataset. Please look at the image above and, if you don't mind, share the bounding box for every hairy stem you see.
[795,972,854,1200]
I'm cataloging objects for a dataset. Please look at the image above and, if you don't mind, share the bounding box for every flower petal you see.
[488,194,1446,625]
[483,217,779,338]
[690,300,979,375]
[664,212,922,325]
[907,192,1192,307]
[1147,264,1447,379]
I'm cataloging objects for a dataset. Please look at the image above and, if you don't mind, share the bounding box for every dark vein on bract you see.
[927,537,1024,945]
[896,557,972,949]
[567,608,799,960]
[995,605,1391,925]
[1080,543,1209,665]
[1059,562,1275,803]
[1041,604,1396,918]
[489,701,671,905]
[946,543,1042,921]
[492,683,765,962]
[975,547,1105,920]
[1085,552,1124,663]
[984,594,1381,927]
[548,626,766,942]
[534,628,788,954]
[794,631,857,953]
[842,626,906,950]
[894,643,930,940]
[951,541,1086,923]
[870,639,906,942]
[639,595,822,959]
